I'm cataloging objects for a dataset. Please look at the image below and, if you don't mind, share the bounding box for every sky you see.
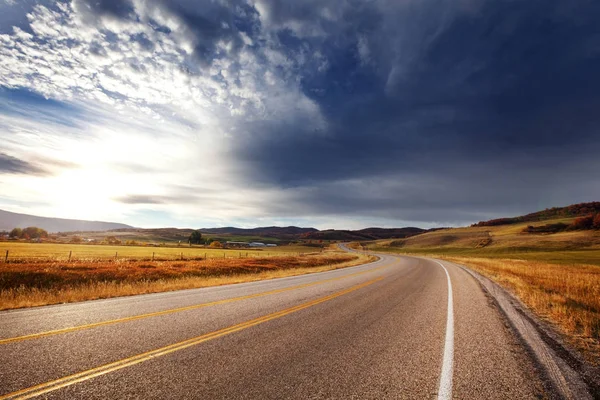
[0,0,599,230]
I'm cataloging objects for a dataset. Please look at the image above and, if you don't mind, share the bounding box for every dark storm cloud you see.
[0,153,48,175]
[230,0,600,223]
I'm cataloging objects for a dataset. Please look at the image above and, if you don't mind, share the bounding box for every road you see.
[0,252,548,399]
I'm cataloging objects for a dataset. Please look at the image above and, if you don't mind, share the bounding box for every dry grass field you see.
[0,242,315,262]
[442,256,600,362]
[0,250,373,310]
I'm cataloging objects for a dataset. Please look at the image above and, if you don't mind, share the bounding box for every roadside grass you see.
[441,256,600,363]
[0,251,375,310]
[0,242,316,262]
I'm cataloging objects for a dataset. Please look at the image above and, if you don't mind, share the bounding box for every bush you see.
[209,241,222,248]
[522,223,569,234]
[104,236,122,245]
[9,228,22,238]
[569,215,594,230]
[594,214,600,229]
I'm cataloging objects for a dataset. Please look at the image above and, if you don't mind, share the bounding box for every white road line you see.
[435,260,454,400]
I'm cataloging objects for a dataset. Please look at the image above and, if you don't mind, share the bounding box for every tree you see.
[209,240,222,248]
[104,236,121,245]
[70,236,83,243]
[9,228,22,238]
[188,230,203,245]
[22,226,48,239]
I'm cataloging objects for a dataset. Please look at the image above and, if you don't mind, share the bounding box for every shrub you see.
[9,228,22,238]
[569,215,594,230]
[522,223,569,234]
[209,241,222,248]
[593,214,600,229]
[104,236,122,245]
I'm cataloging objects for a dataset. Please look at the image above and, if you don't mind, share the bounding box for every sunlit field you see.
[0,242,316,262]
[0,242,375,310]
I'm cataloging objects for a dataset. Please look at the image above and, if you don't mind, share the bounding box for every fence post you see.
[180,252,183,261]
[204,253,207,260]
[4,250,8,263]
[152,252,155,261]
[115,252,118,261]
[68,251,72,261]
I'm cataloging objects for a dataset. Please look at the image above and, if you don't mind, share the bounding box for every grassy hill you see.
[371,209,600,266]
[472,202,600,227]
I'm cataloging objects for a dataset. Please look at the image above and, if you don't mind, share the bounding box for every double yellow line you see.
[0,277,383,400]
[1,263,390,345]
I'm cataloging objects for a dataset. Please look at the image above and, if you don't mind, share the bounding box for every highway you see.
[0,252,548,399]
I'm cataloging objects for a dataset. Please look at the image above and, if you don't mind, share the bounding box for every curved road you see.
[0,252,547,399]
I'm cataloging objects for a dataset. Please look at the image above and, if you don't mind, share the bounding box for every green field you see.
[0,242,317,262]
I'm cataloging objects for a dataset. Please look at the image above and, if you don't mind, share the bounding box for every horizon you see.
[1,0,600,229]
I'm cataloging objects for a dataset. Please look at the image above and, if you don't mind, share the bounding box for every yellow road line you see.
[0,277,383,400]
[0,263,390,345]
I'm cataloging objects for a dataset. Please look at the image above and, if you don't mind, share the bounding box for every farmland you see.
[0,241,373,310]
[0,242,316,263]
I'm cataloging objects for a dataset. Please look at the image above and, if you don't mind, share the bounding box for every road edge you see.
[443,259,598,400]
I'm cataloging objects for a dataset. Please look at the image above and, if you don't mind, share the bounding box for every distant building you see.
[266,244,277,247]
[248,242,266,247]
[226,241,248,247]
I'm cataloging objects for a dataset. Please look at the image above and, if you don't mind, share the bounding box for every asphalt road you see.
[0,252,548,399]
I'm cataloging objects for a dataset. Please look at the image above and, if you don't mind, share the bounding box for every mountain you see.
[200,226,318,238]
[472,202,600,227]
[0,209,133,233]
[300,227,427,241]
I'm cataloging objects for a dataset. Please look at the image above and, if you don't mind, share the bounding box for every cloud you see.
[113,195,170,205]
[0,0,599,228]
[0,152,48,175]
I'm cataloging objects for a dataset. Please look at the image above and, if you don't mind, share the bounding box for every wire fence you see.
[1,249,316,263]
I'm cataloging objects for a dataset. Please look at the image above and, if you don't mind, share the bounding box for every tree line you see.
[9,227,48,239]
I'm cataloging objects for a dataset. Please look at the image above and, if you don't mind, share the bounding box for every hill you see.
[472,202,600,227]
[0,209,133,233]
[301,227,426,241]
[200,226,318,238]
[371,203,600,266]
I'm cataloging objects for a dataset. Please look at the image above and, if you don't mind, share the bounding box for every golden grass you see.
[0,242,315,262]
[442,256,600,363]
[374,218,600,255]
[0,251,375,310]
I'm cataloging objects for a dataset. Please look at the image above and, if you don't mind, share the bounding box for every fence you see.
[1,249,312,263]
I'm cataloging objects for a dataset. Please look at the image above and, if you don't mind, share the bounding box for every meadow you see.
[0,242,373,310]
[0,242,315,262]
